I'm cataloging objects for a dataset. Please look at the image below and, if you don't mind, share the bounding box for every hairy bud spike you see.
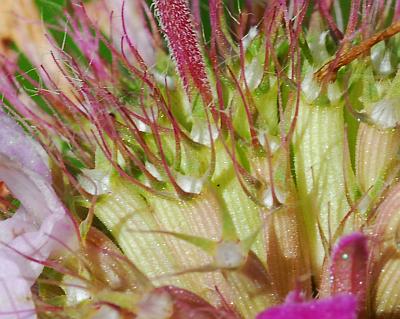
[154,0,212,103]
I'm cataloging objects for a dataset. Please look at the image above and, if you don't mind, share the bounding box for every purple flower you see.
[0,110,77,318]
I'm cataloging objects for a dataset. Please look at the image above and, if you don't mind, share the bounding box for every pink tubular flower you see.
[258,232,368,319]
[0,110,77,318]
[256,291,357,319]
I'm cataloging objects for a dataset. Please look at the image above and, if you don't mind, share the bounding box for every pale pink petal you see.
[0,257,36,319]
[86,0,155,65]
[0,111,49,180]
[0,110,78,318]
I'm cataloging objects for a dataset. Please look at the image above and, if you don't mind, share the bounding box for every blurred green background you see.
[34,0,355,44]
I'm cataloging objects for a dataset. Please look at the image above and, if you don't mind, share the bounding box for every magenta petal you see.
[256,294,357,319]
[330,232,368,303]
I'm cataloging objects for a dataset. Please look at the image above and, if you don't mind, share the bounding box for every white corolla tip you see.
[302,71,321,103]
[370,98,400,129]
[257,134,280,153]
[63,276,91,304]
[137,290,173,319]
[243,26,258,50]
[262,186,287,209]
[215,241,247,269]
[379,52,393,76]
[176,174,204,194]
[145,162,165,182]
[153,71,176,89]
[79,168,111,195]
[245,58,264,90]
[92,306,121,319]
[133,108,158,133]
[190,119,219,146]
[327,82,342,103]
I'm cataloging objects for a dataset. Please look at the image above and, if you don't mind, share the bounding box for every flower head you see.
[0,0,400,318]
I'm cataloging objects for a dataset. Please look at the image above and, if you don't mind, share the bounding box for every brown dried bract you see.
[314,21,400,83]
